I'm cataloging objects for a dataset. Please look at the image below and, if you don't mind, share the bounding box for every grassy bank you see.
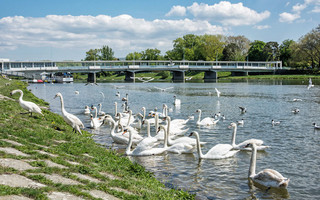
[0,76,194,199]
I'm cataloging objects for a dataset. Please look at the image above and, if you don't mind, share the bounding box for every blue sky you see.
[0,0,319,61]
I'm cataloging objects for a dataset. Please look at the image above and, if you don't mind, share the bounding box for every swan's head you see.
[196,109,201,113]
[98,103,101,106]
[228,122,237,129]
[122,129,128,135]
[188,131,198,137]
[54,92,62,99]
[85,106,89,109]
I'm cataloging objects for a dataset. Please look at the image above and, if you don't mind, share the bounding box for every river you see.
[28,79,320,199]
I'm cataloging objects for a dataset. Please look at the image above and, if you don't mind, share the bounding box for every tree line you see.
[84,24,320,69]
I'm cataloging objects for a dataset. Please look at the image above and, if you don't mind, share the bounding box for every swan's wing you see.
[135,137,158,152]
[206,144,233,155]
[237,139,264,147]
[167,143,194,154]
[66,113,84,128]
[253,169,287,187]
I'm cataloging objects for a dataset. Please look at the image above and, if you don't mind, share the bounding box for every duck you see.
[10,89,43,117]
[245,142,289,188]
[189,131,239,159]
[228,122,269,151]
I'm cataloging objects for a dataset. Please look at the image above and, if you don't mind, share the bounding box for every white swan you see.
[10,89,43,117]
[134,120,159,152]
[104,117,141,145]
[158,125,194,154]
[173,95,181,106]
[54,92,84,134]
[84,106,90,115]
[97,103,106,116]
[215,88,221,97]
[75,90,79,95]
[228,122,269,151]
[189,131,239,159]
[160,116,189,139]
[312,123,320,129]
[271,120,280,126]
[116,91,120,98]
[124,128,166,156]
[237,119,244,125]
[246,142,289,188]
[195,109,218,126]
[90,114,103,129]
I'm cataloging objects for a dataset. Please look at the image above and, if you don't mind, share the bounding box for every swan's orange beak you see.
[122,129,128,135]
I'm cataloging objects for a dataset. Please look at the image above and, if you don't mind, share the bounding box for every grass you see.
[0,75,194,199]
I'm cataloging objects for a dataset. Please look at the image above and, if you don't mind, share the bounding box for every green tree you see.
[125,52,143,60]
[222,43,241,61]
[100,45,115,60]
[141,48,162,60]
[279,39,295,67]
[226,35,250,61]
[84,49,100,61]
[263,42,279,61]
[198,34,226,61]
[248,40,266,61]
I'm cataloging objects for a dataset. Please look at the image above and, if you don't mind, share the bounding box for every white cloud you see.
[292,3,307,12]
[0,15,226,54]
[186,1,270,26]
[279,12,300,23]
[311,5,320,12]
[254,25,271,30]
[165,5,186,17]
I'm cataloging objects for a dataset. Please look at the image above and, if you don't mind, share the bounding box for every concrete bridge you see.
[0,60,282,82]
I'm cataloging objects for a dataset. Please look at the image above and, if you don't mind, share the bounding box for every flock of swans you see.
[10,86,291,190]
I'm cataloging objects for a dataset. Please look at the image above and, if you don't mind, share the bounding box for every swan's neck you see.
[114,103,117,117]
[194,132,204,158]
[127,111,132,126]
[231,126,237,146]
[18,90,24,102]
[126,130,133,155]
[155,114,159,133]
[160,126,168,148]
[146,120,151,137]
[109,119,116,136]
[197,110,202,123]
[142,108,146,120]
[162,106,166,117]
[249,144,257,177]
[166,116,171,137]
[58,95,66,114]
[94,107,98,118]
[99,104,102,112]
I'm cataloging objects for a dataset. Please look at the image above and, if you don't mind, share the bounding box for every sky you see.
[0,0,319,61]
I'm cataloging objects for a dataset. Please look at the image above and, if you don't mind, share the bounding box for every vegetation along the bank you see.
[0,76,194,199]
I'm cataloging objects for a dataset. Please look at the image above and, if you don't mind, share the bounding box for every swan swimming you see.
[228,122,269,151]
[312,123,320,129]
[10,89,43,117]
[97,103,106,116]
[271,120,280,126]
[245,142,289,188]
[173,95,181,106]
[54,92,84,134]
[215,88,221,98]
[195,109,218,126]
[189,131,239,159]
[84,106,90,115]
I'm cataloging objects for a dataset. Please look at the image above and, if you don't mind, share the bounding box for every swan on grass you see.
[189,131,239,159]
[54,92,84,134]
[123,128,166,156]
[228,122,269,151]
[245,142,289,188]
[196,109,218,126]
[10,89,43,117]
[158,125,194,154]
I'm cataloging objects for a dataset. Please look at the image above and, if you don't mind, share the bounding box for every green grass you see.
[0,76,194,199]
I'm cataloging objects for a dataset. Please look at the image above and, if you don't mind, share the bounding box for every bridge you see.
[0,60,282,82]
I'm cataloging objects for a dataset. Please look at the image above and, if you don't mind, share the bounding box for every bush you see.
[157,71,170,79]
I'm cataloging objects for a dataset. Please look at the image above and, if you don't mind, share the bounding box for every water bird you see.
[185,77,193,81]
[173,95,181,106]
[54,92,84,134]
[245,142,289,188]
[307,78,314,90]
[292,98,302,102]
[312,123,320,129]
[292,108,300,114]
[97,103,106,116]
[271,120,280,126]
[84,106,90,115]
[154,86,173,92]
[116,91,120,98]
[237,119,244,125]
[74,90,79,95]
[196,109,218,126]
[215,88,221,97]
[228,122,269,151]
[239,106,247,114]
[10,89,43,117]
[189,131,239,159]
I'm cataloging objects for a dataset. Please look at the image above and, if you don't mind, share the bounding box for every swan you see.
[116,91,120,98]
[97,103,106,116]
[215,88,221,97]
[54,92,84,134]
[90,114,103,129]
[124,128,166,156]
[195,109,218,126]
[103,117,141,145]
[158,125,194,154]
[271,120,280,126]
[237,119,244,125]
[173,95,181,106]
[84,106,90,115]
[134,120,159,152]
[189,131,239,159]
[228,122,269,151]
[162,116,189,138]
[10,89,43,117]
[75,90,79,95]
[245,142,289,188]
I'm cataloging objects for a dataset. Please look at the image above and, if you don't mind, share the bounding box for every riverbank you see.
[0,76,194,199]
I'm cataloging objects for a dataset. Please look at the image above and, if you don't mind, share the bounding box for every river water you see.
[28,79,320,199]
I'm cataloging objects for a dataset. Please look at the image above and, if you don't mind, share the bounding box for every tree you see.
[125,52,142,60]
[141,48,162,60]
[198,34,226,61]
[222,43,241,61]
[263,42,279,61]
[279,39,295,67]
[100,45,115,60]
[247,40,266,61]
[84,49,100,61]
[226,35,251,61]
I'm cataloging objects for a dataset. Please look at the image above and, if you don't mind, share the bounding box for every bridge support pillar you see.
[204,71,217,82]
[125,71,135,82]
[87,73,96,83]
[172,71,185,82]
[231,71,248,76]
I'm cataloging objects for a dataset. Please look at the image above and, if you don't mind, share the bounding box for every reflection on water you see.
[29,79,320,199]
